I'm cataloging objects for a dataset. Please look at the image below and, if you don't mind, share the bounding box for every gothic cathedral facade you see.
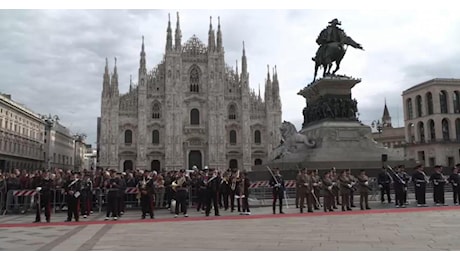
[98,14,282,172]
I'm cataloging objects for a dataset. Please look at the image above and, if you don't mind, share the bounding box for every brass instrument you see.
[172,176,186,192]
[136,177,147,200]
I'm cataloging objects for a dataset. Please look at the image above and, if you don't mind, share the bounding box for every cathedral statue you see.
[312,18,364,81]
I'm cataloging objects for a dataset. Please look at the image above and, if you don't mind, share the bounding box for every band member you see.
[412,164,428,207]
[357,170,371,210]
[64,172,81,222]
[269,168,285,214]
[138,171,154,219]
[117,172,127,216]
[105,171,120,220]
[295,170,302,208]
[430,165,447,206]
[80,174,93,218]
[312,170,321,210]
[229,172,240,212]
[448,164,460,205]
[220,172,231,211]
[392,166,407,208]
[377,167,393,203]
[399,165,410,204]
[297,168,314,213]
[321,170,334,212]
[239,171,251,215]
[339,170,352,211]
[205,169,221,217]
[331,168,340,207]
[197,171,208,212]
[346,170,357,207]
[173,170,190,218]
[33,171,53,223]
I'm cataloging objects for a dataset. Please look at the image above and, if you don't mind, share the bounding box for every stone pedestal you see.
[266,76,406,170]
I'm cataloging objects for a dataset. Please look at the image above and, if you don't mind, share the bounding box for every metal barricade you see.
[4,189,37,215]
[0,190,5,215]
[124,187,139,209]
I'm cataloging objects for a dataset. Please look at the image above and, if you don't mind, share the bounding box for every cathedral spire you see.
[104,57,109,75]
[267,64,271,82]
[174,12,182,51]
[235,60,239,82]
[216,16,222,52]
[241,41,247,76]
[208,16,215,52]
[111,57,119,95]
[103,57,110,95]
[166,13,173,51]
[129,74,133,93]
[139,36,146,75]
[382,99,392,128]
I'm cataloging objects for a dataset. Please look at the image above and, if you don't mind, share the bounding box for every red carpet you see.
[1,206,459,228]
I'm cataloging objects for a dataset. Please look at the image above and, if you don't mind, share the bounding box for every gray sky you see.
[1,9,460,146]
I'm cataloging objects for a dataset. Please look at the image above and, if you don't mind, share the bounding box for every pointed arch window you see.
[228,104,237,120]
[190,109,200,125]
[190,66,200,93]
[152,130,160,145]
[124,130,133,144]
[152,103,161,119]
[229,130,237,145]
[254,130,261,144]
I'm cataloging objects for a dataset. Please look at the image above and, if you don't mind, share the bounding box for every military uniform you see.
[448,168,460,205]
[348,173,357,207]
[205,172,220,217]
[377,169,393,203]
[64,175,81,222]
[429,166,447,206]
[392,168,407,208]
[312,172,321,210]
[297,171,314,213]
[105,175,120,220]
[357,172,371,210]
[412,166,428,206]
[138,175,154,219]
[339,172,352,211]
[33,174,53,223]
[80,176,93,218]
[269,171,285,214]
[321,173,334,212]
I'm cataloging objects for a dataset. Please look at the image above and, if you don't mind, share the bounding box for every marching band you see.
[4,163,459,224]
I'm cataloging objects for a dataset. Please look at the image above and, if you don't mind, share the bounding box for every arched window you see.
[426,92,433,115]
[152,103,161,119]
[416,95,423,117]
[152,130,160,145]
[229,130,237,145]
[418,122,425,143]
[453,91,460,113]
[123,160,133,171]
[428,120,435,141]
[124,130,133,144]
[456,119,460,141]
[440,90,448,113]
[228,104,237,120]
[190,109,200,125]
[151,160,160,172]
[190,66,200,93]
[254,159,262,165]
[442,118,450,141]
[254,130,261,144]
[406,98,413,120]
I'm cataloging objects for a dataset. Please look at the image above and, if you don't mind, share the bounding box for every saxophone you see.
[136,177,147,199]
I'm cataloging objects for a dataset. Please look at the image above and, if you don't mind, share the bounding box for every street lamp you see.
[371,120,383,133]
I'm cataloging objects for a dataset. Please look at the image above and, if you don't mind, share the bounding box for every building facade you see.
[83,144,97,171]
[0,94,45,172]
[98,14,282,172]
[403,78,460,167]
[371,102,406,159]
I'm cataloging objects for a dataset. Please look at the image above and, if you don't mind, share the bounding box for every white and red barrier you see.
[13,190,37,197]
[249,180,296,189]
[125,187,139,194]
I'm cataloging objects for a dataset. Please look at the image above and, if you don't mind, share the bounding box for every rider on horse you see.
[313,18,346,62]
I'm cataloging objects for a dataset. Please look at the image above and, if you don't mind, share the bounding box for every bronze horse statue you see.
[313,35,364,81]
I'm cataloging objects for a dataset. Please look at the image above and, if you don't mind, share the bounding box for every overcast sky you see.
[1,8,460,146]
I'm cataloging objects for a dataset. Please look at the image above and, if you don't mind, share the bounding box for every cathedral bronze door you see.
[188,150,202,170]
[151,160,160,172]
[123,160,133,171]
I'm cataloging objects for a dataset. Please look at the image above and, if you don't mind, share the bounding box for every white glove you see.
[364,181,369,186]
[348,184,352,188]
[378,184,383,189]
[36,187,42,192]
